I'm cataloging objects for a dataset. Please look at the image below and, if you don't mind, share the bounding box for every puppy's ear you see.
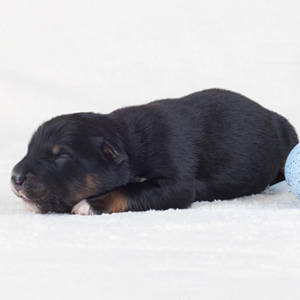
[103,141,128,165]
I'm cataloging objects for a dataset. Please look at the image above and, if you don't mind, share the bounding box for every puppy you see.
[11,89,298,215]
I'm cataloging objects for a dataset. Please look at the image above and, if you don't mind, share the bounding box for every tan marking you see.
[85,174,97,191]
[75,174,101,201]
[52,145,61,155]
[99,190,128,213]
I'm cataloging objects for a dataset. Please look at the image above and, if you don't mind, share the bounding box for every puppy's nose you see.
[11,173,25,190]
[15,175,25,186]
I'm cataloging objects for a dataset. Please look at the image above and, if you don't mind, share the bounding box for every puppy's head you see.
[11,113,129,213]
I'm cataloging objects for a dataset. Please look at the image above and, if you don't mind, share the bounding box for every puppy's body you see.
[11,89,298,214]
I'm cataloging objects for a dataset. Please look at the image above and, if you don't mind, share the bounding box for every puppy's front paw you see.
[71,190,128,215]
[71,200,93,215]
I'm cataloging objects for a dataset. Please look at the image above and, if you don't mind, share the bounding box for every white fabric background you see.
[1,1,300,299]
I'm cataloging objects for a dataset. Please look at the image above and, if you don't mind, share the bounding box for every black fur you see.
[11,89,298,214]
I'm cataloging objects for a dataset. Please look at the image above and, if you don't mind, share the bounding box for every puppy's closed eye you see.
[54,153,72,167]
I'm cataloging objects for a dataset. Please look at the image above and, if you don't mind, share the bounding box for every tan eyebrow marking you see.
[52,145,61,155]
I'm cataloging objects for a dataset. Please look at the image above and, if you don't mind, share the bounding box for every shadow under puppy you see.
[11,89,298,215]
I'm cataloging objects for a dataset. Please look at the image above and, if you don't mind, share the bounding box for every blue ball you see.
[285,143,300,200]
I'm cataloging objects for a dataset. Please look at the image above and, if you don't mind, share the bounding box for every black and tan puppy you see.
[11,89,298,215]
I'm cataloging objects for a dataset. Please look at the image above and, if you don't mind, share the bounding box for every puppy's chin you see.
[22,197,41,214]
[11,184,41,214]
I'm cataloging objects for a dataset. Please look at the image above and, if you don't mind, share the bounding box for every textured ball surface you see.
[285,143,300,200]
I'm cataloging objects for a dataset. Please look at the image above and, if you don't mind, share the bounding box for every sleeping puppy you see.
[11,89,298,215]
